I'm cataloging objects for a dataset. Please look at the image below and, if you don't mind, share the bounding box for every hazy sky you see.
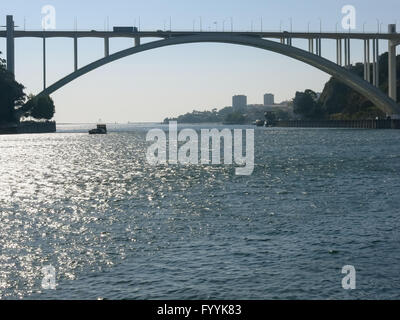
[1,0,399,122]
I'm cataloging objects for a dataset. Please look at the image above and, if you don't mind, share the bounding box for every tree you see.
[29,95,56,120]
[318,53,400,119]
[0,51,26,123]
[293,89,324,119]
[224,112,246,124]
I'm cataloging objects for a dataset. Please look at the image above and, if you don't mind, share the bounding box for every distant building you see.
[264,93,274,106]
[232,95,247,111]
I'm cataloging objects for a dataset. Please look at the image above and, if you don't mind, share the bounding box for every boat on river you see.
[89,124,107,134]
[254,120,265,127]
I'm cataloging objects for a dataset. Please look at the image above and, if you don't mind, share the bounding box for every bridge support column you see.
[135,36,141,46]
[376,39,379,87]
[74,36,78,71]
[336,39,342,65]
[315,38,321,56]
[363,40,366,80]
[364,39,370,82]
[104,37,109,57]
[43,36,46,90]
[308,38,314,53]
[372,39,379,87]
[388,24,397,102]
[344,38,351,68]
[6,15,15,77]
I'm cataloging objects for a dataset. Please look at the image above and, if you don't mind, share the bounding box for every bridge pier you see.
[135,36,141,46]
[315,37,321,56]
[364,39,370,82]
[6,15,15,76]
[43,36,46,89]
[281,36,291,46]
[104,37,109,57]
[344,38,351,68]
[372,39,379,87]
[308,38,314,53]
[74,36,78,71]
[388,24,397,102]
[336,39,342,65]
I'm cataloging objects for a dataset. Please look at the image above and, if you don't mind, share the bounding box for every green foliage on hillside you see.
[0,52,56,124]
[223,112,247,124]
[24,95,56,120]
[164,107,234,123]
[295,53,400,120]
[293,89,324,120]
[164,104,292,124]
[0,52,26,124]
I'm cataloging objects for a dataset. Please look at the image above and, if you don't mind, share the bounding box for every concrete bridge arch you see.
[36,34,400,116]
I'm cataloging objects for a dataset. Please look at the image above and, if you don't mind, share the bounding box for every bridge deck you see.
[0,30,399,40]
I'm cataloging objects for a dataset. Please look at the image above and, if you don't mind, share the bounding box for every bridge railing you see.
[0,27,395,34]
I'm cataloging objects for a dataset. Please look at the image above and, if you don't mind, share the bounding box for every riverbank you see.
[273,119,400,129]
[0,121,56,135]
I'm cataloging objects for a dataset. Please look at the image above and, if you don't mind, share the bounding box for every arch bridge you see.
[2,15,400,116]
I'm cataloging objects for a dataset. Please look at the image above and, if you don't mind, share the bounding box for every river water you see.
[0,123,399,299]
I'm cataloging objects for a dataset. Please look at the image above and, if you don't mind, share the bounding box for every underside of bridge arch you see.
[37,34,400,115]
